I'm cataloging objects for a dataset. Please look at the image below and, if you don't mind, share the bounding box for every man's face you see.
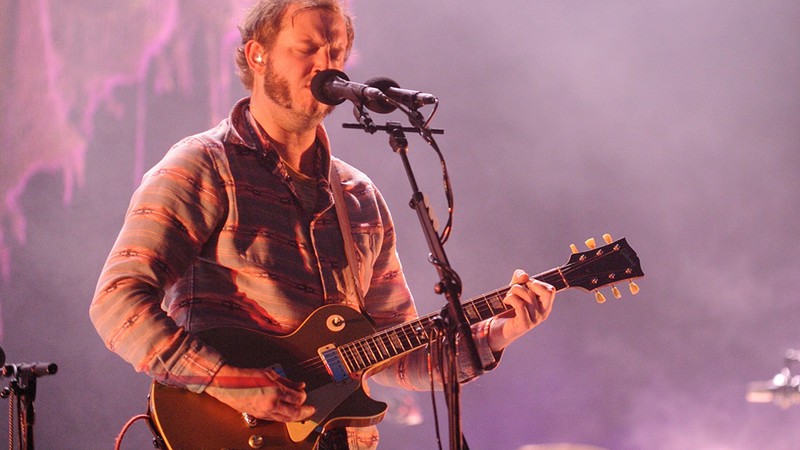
[260,5,349,128]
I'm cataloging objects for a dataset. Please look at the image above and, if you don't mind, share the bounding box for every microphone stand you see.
[345,106,483,450]
[1,362,58,450]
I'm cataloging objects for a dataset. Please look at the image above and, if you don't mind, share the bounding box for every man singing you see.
[90,1,555,448]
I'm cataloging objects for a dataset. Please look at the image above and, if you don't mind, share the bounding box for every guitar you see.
[149,235,643,450]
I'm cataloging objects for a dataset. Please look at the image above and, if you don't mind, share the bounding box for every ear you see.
[244,40,267,73]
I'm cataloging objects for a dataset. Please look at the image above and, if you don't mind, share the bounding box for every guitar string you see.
[291,318,433,374]
[285,247,632,377]
[290,253,620,375]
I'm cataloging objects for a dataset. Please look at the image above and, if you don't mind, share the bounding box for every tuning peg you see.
[629,281,640,295]
[585,238,597,250]
[570,244,579,254]
[611,285,622,299]
[603,233,613,244]
[594,291,606,304]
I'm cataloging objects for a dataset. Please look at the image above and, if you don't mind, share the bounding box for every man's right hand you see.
[203,364,315,422]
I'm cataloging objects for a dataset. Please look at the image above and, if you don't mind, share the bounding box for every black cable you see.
[382,97,455,245]
[429,321,445,450]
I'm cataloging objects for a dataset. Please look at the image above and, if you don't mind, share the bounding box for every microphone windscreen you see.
[311,69,349,105]
[364,77,400,114]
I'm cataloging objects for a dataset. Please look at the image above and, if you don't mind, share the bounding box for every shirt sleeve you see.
[89,137,226,393]
[363,186,502,391]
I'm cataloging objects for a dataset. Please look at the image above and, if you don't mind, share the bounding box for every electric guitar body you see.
[150,305,386,450]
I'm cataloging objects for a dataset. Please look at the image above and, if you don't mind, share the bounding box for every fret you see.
[350,344,365,372]
[477,296,492,320]
[370,335,386,360]
[376,333,394,358]
[472,302,486,321]
[414,322,428,346]
[415,317,434,344]
[465,302,480,322]
[365,339,381,363]
[357,340,374,366]
[341,344,358,372]
[354,340,368,366]
[462,303,481,323]
[417,325,427,342]
[538,269,563,290]
[482,298,492,319]
[400,326,414,350]
[352,342,367,370]
[354,340,367,365]
[413,322,429,341]
[406,325,421,347]
[412,324,423,345]
[395,327,407,349]
[388,331,403,353]
[338,345,355,374]
[380,334,394,358]
[343,343,357,371]
[484,294,497,316]
[420,317,436,337]
[479,296,495,316]
[489,292,506,313]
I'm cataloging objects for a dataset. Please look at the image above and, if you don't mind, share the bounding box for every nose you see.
[313,46,334,72]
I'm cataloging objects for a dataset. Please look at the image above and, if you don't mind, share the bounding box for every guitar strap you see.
[329,164,376,326]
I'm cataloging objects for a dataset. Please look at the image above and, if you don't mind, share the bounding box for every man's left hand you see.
[488,269,556,352]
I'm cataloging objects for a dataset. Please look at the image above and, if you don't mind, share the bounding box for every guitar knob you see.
[570,244,579,254]
[248,435,265,449]
[629,281,640,295]
[603,234,613,244]
[585,238,597,250]
[242,412,258,427]
[611,285,622,299]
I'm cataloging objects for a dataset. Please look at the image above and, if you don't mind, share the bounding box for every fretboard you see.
[335,267,567,374]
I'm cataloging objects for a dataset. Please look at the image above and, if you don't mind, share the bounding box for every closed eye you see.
[296,46,318,56]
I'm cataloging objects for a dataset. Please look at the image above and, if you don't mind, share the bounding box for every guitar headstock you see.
[563,234,644,303]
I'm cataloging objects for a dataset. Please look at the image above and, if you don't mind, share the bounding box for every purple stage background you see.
[1,1,799,449]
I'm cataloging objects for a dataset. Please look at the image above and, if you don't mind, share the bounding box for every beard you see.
[262,59,334,128]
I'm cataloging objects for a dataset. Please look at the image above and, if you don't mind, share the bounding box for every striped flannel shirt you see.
[89,97,498,449]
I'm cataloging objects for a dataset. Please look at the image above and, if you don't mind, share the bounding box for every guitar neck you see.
[447,268,568,325]
[335,237,642,375]
[333,268,566,375]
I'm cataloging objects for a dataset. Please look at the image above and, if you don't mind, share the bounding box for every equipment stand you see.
[2,362,58,450]
[389,124,479,450]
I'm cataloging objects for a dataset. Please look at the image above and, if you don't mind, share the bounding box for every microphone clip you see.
[352,104,377,134]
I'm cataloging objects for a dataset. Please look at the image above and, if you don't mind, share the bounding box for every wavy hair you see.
[235,0,355,90]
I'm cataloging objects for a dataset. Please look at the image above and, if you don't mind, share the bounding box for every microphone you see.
[311,69,389,112]
[2,362,58,378]
[364,76,438,110]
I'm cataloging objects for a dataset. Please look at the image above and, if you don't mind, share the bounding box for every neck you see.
[281,140,319,176]
[249,99,319,176]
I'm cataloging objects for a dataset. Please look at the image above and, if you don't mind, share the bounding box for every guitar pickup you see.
[318,344,350,383]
